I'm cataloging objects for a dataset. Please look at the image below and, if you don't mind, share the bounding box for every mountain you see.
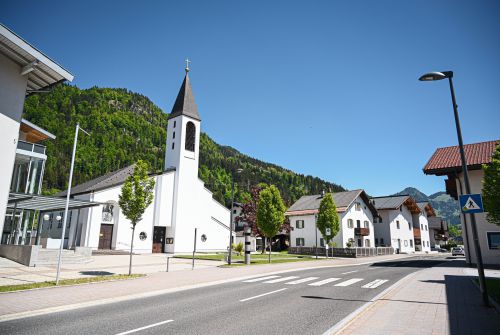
[393,187,460,226]
[23,84,345,206]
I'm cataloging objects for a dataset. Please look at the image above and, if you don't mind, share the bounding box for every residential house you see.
[414,202,434,252]
[424,140,500,265]
[372,195,421,253]
[286,190,378,249]
[428,216,449,248]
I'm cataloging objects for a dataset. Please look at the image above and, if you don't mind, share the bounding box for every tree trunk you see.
[129,224,135,276]
[268,237,271,263]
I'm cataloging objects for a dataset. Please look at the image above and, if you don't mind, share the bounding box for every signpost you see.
[325,228,331,259]
[459,194,484,214]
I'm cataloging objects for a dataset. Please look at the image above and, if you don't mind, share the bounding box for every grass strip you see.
[474,278,500,305]
[0,274,145,293]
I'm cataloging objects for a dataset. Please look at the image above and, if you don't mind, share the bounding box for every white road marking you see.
[264,276,299,283]
[239,288,288,302]
[285,277,319,285]
[308,278,341,286]
[335,278,364,287]
[362,279,388,289]
[243,275,280,283]
[114,320,174,335]
[341,270,358,275]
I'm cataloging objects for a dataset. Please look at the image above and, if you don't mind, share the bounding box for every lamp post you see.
[55,123,89,285]
[419,71,489,306]
[228,168,243,265]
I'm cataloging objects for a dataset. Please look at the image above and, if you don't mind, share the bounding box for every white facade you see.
[374,206,415,253]
[455,170,500,265]
[415,211,431,252]
[289,194,375,248]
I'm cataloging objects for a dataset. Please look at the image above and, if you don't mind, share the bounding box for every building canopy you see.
[7,193,101,212]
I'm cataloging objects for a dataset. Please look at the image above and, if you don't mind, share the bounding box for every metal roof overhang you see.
[7,193,101,212]
[0,23,74,92]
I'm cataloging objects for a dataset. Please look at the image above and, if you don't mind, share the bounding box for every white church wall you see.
[153,172,175,228]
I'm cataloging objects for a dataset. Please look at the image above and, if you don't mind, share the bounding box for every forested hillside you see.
[23,84,345,206]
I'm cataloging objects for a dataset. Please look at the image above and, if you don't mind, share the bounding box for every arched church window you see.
[185,121,196,152]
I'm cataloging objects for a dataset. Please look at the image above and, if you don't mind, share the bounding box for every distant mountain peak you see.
[392,187,429,202]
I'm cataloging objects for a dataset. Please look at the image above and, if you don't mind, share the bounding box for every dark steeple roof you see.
[168,73,201,121]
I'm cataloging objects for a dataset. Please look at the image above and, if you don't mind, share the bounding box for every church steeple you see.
[168,60,201,121]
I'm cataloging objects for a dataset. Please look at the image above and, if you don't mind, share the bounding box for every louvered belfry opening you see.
[185,121,196,152]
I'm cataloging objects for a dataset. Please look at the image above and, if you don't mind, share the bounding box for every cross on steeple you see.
[185,58,191,73]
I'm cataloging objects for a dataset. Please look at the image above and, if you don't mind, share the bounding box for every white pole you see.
[55,123,80,285]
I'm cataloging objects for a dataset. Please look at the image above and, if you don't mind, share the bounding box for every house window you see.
[400,206,402,212]
[347,219,353,228]
[173,121,176,128]
[355,203,361,211]
[408,222,411,230]
[421,224,423,229]
[404,240,408,247]
[375,238,379,245]
[365,239,370,247]
[296,238,305,246]
[173,132,175,139]
[380,238,384,245]
[172,142,175,150]
[410,240,413,247]
[425,225,428,231]
[396,221,400,229]
[295,220,304,229]
[379,217,383,223]
[320,238,325,247]
[356,220,361,228]
[427,241,430,247]
[185,121,196,152]
[364,220,369,228]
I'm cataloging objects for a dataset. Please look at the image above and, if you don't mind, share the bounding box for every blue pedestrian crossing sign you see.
[459,194,484,214]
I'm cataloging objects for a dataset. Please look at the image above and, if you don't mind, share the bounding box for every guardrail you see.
[17,140,46,155]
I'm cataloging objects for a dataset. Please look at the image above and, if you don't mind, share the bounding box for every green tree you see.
[316,193,340,257]
[256,185,286,263]
[118,160,155,275]
[483,143,500,225]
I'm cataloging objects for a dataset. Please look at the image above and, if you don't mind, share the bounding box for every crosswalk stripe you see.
[264,276,299,283]
[335,278,363,287]
[243,275,280,283]
[285,277,319,285]
[362,279,388,288]
[308,278,341,286]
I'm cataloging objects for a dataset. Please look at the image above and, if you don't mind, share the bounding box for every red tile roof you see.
[423,140,499,175]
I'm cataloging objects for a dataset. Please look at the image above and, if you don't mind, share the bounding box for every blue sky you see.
[1,0,499,196]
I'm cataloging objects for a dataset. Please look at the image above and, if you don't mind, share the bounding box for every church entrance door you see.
[153,227,166,253]
[98,224,113,250]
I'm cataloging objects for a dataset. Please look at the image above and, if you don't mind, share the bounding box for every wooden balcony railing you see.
[354,227,370,236]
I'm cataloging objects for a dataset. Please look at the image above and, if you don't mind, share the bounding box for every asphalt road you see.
[0,256,447,335]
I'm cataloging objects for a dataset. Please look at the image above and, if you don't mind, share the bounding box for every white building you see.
[424,140,500,265]
[372,195,421,253]
[415,202,434,252]
[286,190,378,249]
[45,68,231,253]
[0,23,73,240]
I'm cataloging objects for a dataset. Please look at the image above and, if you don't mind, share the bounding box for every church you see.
[43,66,231,253]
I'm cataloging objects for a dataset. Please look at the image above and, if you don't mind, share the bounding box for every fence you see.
[288,246,394,258]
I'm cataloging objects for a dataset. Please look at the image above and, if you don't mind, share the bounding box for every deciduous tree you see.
[316,193,340,252]
[483,143,500,225]
[118,160,155,275]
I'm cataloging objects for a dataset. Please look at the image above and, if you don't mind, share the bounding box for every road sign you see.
[325,228,331,236]
[459,194,484,214]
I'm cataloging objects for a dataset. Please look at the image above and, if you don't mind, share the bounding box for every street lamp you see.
[228,168,243,265]
[419,70,489,306]
[55,123,89,285]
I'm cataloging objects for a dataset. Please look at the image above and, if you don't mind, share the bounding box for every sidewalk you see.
[335,260,500,335]
[0,253,412,321]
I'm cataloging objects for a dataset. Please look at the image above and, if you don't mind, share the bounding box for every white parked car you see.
[452,247,465,256]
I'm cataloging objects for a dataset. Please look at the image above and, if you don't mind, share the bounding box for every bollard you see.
[244,227,251,265]
[166,256,170,272]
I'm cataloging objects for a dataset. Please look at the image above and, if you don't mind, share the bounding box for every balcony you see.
[354,227,370,236]
[17,140,46,155]
[413,228,421,239]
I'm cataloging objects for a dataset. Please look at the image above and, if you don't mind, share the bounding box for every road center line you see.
[114,319,174,335]
[341,270,358,275]
[239,288,288,302]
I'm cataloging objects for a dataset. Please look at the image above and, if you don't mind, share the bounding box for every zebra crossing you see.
[243,275,389,289]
